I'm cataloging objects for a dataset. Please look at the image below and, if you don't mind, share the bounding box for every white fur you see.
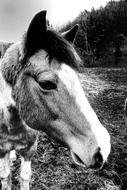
[0,153,10,178]
[10,150,16,163]
[0,153,11,190]
[0,66,15,124]
[20,157,31,190]
[20,158,31,181]
[0,67,15,106]
[57,64,111,161]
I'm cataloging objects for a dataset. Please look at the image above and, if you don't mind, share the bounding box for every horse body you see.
[0,11,111,190]
[0,60,38,190]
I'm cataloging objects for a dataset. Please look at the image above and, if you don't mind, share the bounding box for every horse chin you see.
[71,150,87,168]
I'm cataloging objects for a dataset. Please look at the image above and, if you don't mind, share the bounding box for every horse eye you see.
[39,81,57,91]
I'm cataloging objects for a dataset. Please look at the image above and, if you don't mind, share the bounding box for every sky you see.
[0,0,118,42]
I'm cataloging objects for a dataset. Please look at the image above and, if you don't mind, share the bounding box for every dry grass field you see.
[11,67,127,190]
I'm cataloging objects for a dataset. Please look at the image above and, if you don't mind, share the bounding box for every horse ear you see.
[25,10,47,56]
[62,24,79,43]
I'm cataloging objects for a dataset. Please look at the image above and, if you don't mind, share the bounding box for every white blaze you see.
[57,64,111,161]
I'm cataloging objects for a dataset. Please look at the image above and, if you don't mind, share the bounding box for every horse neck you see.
[1,41,24,87]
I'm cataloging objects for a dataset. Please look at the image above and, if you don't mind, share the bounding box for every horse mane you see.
[23,29,80,71]
[1,28,81,86]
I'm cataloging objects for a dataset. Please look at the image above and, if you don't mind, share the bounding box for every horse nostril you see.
[74,153,84,165]
[92,149,103,169]
[71,151,85,166]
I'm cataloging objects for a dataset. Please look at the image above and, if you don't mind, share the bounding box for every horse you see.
[0,10,111,190]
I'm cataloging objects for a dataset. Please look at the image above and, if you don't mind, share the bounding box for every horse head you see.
[2,11,111,170]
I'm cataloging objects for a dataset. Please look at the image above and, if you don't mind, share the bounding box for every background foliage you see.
[60,0,127,67]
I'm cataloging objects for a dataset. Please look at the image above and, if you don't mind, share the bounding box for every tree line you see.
[60,0,127,67]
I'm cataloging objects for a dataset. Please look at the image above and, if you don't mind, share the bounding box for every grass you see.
[12,67,127,190]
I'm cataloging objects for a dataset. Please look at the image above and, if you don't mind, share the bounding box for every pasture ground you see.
[12,67,127,190]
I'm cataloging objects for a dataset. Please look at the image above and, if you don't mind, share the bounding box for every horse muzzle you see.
[71,147,104,170]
